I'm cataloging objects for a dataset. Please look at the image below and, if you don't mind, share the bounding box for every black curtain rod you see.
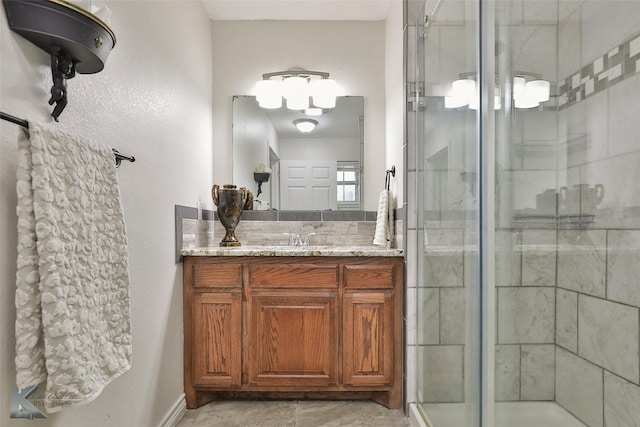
[1,111,135,167]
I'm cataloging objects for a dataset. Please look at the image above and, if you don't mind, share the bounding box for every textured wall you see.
[0,1,213,426]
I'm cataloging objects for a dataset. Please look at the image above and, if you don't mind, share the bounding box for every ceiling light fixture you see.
[255,70,337,110]
[444,73,550,110]
[293,118,318,133]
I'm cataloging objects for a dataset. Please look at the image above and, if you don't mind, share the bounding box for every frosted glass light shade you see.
[513,77,526,99]
[294,119,317,133]
[526,79,550,102]
[309,78,337,108]
[445,79,476,109]
[445,95,469,109]
[283,76,309,110]
[514,96,539,109]
[255,80,282,109]
[452,79,476,98]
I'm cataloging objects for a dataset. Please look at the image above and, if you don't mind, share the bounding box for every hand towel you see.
[373,189,394,247]
[15,120,131,412]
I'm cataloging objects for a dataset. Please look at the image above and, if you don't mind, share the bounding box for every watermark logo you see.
[10,385,47,419]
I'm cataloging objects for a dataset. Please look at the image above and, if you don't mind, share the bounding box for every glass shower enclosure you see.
[411,0,640,426]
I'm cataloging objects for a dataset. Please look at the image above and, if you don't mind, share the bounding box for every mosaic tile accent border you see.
[558,32,640,108]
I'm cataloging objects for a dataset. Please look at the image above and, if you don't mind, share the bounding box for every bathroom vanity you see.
[182,247,403,409]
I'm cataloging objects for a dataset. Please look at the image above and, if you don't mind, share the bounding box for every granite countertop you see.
[181,245,404,257]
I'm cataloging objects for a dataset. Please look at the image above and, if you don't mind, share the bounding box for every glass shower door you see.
[414,1,481,426]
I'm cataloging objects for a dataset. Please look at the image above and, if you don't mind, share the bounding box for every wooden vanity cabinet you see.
[183,256,403,409]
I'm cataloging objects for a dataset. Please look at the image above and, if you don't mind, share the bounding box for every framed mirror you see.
[232,96,364,211]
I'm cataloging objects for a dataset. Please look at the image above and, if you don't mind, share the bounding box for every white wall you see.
[211,20,386,211]
[232,96,278,207]
[385,0,405,205]
[0,1,213,426]
[279,137,359,161]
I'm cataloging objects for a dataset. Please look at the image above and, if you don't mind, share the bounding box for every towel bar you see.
[1,111,135,167]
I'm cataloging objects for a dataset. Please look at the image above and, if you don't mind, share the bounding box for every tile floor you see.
[177,400,410,427]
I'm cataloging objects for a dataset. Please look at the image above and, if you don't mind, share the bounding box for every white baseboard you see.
[409,403,430,427]
[158,393,187,427]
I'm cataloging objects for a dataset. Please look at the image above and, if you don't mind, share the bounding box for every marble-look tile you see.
[177,400,409,427]
[558,0,582,22]
[406,344,417,404]
[495,345,520,401]
[419,345,464,403]
[511,25,557,81]
[425,229,465,246]
[423,249,464,287]
[560,90,609,169]
[497,287,555,344]
[579,151,640,221]
[407,170,417,230]
[607,230,640,308]
[417,288,439,345]
[523,0,558,24]
[500,170,558,211]
[522,230,556,287]
[556,348,604,427]
[521,111,559,171]
[608,72,640,158]
[558,4,581,80]
[581,1,640,66]
[520,345,555,401]
[177,400,297,427]
[439,26,468,87]
[604,371,640,427]
[295,400,408,427]
[406,287,417,346]
[578,294,640,383]
[557,230,607,298]
[556,288,578,353]
[440,288,465,344]
[495,229,522,287]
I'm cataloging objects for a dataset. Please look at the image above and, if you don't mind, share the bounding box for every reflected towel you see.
[373,189,394,247]
[15,121,131,412]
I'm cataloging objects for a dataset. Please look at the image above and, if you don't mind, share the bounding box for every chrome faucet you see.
[283,232,301,246]
[283,232,316,247]
[301,233,316,247]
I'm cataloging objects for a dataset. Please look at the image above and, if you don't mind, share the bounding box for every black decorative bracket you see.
[254,172,271,198]
[48,46,76,121]
[2,0,116,121]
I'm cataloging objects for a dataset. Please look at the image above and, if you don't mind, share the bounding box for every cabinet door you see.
[248,291,338,386]
[343,291,393,386]
[192,292,242,387]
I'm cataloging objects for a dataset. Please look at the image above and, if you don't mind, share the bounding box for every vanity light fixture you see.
[293,118,318,133]
[445,74,550,110]
[255,70,337,110]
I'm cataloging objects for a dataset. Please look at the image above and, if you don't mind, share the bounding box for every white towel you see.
[373,190,394,247]
[15,121,131,412]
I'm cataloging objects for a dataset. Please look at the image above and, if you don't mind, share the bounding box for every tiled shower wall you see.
[553,2,640,424]
[416,5,640,423]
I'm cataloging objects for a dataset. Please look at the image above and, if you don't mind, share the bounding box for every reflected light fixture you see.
[293,119,318,133]
[255,70,337,110]
[444,74,550,110]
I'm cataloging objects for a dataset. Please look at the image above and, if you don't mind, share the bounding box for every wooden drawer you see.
[344,264,395,289]
[249,263,339,288]
[193,262,242,288]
